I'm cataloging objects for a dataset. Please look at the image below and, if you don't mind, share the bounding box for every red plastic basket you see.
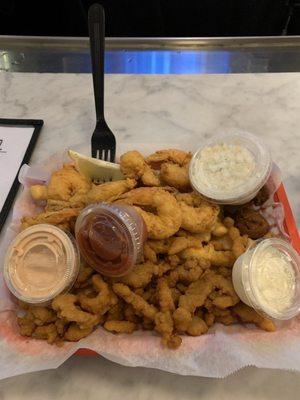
[75,183,299,356]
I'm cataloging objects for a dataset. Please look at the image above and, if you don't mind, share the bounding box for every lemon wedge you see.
[68,150,124,182]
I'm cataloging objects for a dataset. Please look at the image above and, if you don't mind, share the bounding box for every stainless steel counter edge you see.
[1,35,300,49]
[1,35,300,73]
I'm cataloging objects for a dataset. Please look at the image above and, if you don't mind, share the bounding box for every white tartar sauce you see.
[192,142,257,195]
[252,246,296,315]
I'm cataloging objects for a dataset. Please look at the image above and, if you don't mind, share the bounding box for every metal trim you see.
[1,35,300,50]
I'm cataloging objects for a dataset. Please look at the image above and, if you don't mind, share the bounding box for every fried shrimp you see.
[176,192,220,234]
[120,151,160,186]
[146,149,192,168]
[118,187,182,239]
[31,164,91,202]
[21,208,80,230]
[160,163,191,192]
[86,178,136,204]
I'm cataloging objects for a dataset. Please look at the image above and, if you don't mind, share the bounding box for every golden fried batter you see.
[157,278,175,312]
[17,316,36,337]
[52,294,101,329]
[31,164,91,202]
[233,303,276,332]
[146,149,191,168]
[121,151,160,187]
[79,275,118,315]
[177,196,219,234]
[181,244,235,268]
[64,323,93,341]
[118,187,182,239]
[186,316,208,336]
[87,178,136,204]
[32,324,58,344]
[160,163,191,191]
[113,283,157,320]
[115,262,159,288]
[104,320,137,334]
[21,208,80,230]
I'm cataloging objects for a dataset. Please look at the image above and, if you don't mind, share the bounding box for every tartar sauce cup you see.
[75,203,147,277]
[189,131,272,205]
[232,238,300,320]
[4,224,80,305]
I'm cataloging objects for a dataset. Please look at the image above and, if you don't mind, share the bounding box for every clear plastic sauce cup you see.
[75,203,147,277]
[189,131,272,205]
[4,224,80,305]
[232,238,300,320]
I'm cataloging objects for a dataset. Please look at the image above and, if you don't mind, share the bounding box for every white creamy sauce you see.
[193,143,258,195]
[252,247,295,314]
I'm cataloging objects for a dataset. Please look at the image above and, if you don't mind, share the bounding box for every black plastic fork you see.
[89,3,116,162]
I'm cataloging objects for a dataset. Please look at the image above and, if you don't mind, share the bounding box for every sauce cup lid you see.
[189,131,272,204]
[242,238,300,320]
[75,203,146,277]
[4,224,80,304]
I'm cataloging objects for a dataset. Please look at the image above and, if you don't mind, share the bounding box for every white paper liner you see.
[0,142,298,380]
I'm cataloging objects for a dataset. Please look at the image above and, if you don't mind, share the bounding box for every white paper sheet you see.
[0,142,299,380]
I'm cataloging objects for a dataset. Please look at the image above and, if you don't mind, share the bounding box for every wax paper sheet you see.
[0,141,299,380]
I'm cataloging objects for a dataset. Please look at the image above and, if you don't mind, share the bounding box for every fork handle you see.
[88,3,105,122]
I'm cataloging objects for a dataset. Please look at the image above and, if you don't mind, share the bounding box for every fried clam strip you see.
[181,243,235,268]
[78,275,118,315]
[176,192,220,234]
[145,234,204,260]
[113,262,159,288]
[52,294,101,329]
[207,272,239,309]
[74,264,94,289]
[104,320,137,334]
[165,258,208,288]
[120,151,160,187]
[113,261,173,289]
[143,242,158,263]
[152,277,181,349]
[173,277,213,333]
[233,303,276,332]
[32,324,59,344]
[117,187,182,239]
[24,306,57,326]
[211,308,237,326]
[113,283,157,320]
[64,323,94,341]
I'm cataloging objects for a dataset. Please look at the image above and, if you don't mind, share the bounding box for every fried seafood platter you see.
[15,148,275,349]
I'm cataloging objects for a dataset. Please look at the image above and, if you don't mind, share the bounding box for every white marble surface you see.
[0,72,299,223]
[0,72,299,397]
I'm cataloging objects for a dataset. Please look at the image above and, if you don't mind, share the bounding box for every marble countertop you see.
[0,72,299,398]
